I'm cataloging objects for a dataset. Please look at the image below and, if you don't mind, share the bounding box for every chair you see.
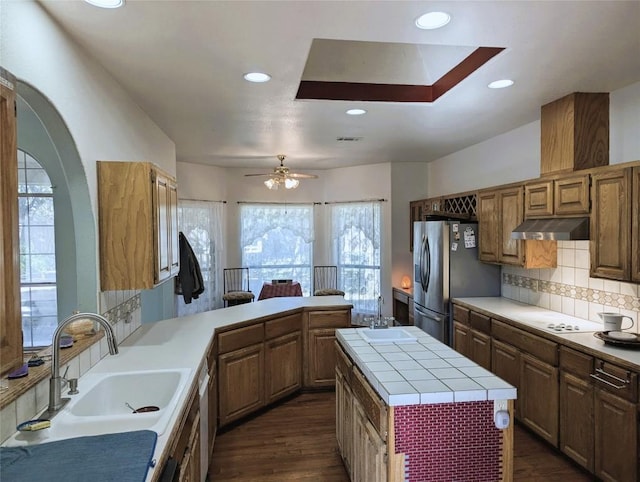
[222,268,255,306]
[313,266,345,296]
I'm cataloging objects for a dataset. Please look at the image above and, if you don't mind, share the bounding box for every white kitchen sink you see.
[358,327,418,344]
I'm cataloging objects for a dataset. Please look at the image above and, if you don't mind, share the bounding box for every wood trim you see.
[501,399,515,482]
[633,167,640,282]
[296,47,504,102]
[387,406,405,482]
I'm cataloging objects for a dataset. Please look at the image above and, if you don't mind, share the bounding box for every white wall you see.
[427,81,640,194]
[1,1,177,213]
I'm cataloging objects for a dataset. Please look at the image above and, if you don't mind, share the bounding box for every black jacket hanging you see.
[175,231,204,304]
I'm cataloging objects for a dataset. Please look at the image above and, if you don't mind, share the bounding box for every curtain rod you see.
[179,198,227,203]
[324,198,387,205]
[237,201,322,205]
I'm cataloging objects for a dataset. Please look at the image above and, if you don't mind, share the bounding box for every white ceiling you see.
[39,0,640,171]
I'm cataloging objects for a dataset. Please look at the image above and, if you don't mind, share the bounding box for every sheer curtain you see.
[176,200,224,316]
[330,201,382,320]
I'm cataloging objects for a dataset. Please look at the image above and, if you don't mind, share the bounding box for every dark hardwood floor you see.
[209,391,595,481]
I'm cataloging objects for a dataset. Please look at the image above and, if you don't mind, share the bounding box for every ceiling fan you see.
[245,154,318,190]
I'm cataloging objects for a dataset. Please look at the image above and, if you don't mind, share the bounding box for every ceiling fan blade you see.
[244,173,275,178]
[288,172,318,179]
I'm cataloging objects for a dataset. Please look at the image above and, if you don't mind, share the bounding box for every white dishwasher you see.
[198,362,210,482]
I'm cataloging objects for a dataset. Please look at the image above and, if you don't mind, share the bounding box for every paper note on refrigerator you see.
[464,227,476,248]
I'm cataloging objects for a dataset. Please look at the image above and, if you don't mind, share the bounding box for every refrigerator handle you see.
[415,305,443,322]
[418,234,426,288]
[424,236,431,293]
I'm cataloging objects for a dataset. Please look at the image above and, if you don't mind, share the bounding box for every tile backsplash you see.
[502,241,640,333]
[0,293,142,444]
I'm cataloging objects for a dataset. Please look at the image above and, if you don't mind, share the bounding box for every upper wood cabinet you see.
[540,92,609,175]
[0,69,23,377]
[632,167,640,282]
[590,167,631,281]
[98,161,179,290]
[524,174,590,218]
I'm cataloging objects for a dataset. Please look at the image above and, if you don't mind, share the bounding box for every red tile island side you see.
[394,401,502,482]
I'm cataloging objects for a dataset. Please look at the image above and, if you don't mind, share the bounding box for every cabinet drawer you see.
[559,346,593,377]
[308,310,350,329]
[469,311,491,334]
[265,313,301,340]
[351,366,387,440]
[592,359,638,403]
[492,320,558,366]
[452,304,469,324]
[218,323,264,354]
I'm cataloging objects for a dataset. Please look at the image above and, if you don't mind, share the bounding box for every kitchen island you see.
[335,326,516,482]
[2,296,352,482]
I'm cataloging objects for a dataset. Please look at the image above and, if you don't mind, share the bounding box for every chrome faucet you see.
[48,312,118,413]
[377,296,383,321]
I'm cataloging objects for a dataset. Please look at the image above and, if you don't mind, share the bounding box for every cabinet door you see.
[520,353,559,446]
[498,186,524,265]
[477,190,499,263]
[0,72,22,376]
[524,181,553,218]
[559,371,594,471]
[363,419,387,482]
[265,331,302,404]
[169,179,179,276]
[352,397,366,482]
[632,167,640,282]
[452,321,470,358]
[409,200,424,252]
[591,168,631,280]
[469,329,491,370]
[554,175,590,215]
[307,328,339,388]
[218,343,265,426]
[491,339,520,414]
[336,369,354,477]
[207,360,217,459]
[594,389,637,482]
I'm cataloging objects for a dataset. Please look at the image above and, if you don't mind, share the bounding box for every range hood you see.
[511,217,590,240]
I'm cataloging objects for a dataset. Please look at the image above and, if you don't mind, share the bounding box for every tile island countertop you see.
[336,326,516,406]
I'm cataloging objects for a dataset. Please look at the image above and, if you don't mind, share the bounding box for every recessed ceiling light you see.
[488,79,515,89]
[415,11,451,30]
[243,72,271,83]
[84,0,125,8]
[346,109,367,116]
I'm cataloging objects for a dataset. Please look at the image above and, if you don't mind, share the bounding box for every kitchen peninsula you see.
[335,326,516,482]
[2,296,352,482]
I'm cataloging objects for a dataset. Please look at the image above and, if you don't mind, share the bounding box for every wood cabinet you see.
[217,321,265,426]
[305,310,350,388]
[265,314,302,403]
[453,321,470,358]
[491,338,520,414]
[166,383,201,482]
[478,185,556,268]
[409,200,424,252]
[469,330,491,370]
[524,175,590,218]
[336,342,388,482]
[452,306,491,369]
[520,352,559,446]
[392,288,413,326]
[207,337,218,460]
[590,167,632,280]
[540,92,609,175]
[97,161,179,290]
[632,167,640,282]
[0,69,22,377]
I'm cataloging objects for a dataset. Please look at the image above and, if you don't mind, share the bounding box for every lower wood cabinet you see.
[469,329,491,370]
[265,330,302,403]
[519,352,559,446]
[218,342,265,426]
[164,383,201,482]
[352,397,387,482]
[453,321,470,358]
[491,338,520,414]
[305,310,350,388]
[560,371,594,470]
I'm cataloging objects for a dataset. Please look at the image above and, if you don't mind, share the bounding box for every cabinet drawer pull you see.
[590,368,629,389]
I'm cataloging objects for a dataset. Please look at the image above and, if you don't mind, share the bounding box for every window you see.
[176,200,224,315]
[240,204,314,295]
[330,201,381,316]
[18,149,57,348]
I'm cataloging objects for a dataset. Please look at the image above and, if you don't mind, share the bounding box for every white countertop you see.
[454,297,640,369]
[3,296,351,481]
[336,326,516,407]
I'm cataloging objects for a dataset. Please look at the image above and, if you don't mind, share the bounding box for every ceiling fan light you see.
[264,178,279,190]
[284,178,299,189]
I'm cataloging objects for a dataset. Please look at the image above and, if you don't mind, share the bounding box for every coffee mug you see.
[598,312,635,331]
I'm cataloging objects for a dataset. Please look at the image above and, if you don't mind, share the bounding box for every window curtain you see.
[330,201,382,320]
[176,200,224,316]
[240,203,314,295]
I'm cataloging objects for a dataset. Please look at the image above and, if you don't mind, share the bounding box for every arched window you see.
[18,149,57,349]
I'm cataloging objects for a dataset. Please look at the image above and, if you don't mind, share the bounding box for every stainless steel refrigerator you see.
[413,219,501,345]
